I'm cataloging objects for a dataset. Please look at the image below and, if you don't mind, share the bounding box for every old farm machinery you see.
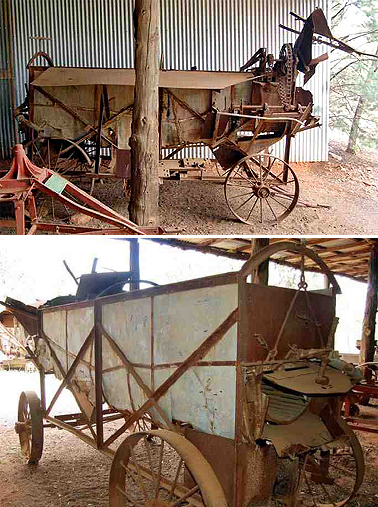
[12,8,375,226]
[5,241,365,506]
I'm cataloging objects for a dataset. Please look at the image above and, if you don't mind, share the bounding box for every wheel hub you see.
[14,421,31,434]
[253,182,270,199]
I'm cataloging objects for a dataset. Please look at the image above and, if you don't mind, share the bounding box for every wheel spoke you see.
[234,193,257,213]
[115,484,141,506]
[304,470,317,506]
[269,178,295,186]
[170,484,200,507]
[154,439,165,499]
[318,481,337,507]
[235,166,256,185]
[143,436,156,484]
[265,198,278,222]
[246,196,259,221]
[241,161,259,183]
[53,142,64,172]
[129,445,149,502]
[169,458,184,501]
[269,194,291,210]
[228,189,256,201]
[33,143,45,167]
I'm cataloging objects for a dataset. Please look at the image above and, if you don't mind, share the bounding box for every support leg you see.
[14,199,25,235]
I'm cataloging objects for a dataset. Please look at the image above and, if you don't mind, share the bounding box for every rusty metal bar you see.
[94,301,103,448]
[45,415,114,459]
[100,324,175,431]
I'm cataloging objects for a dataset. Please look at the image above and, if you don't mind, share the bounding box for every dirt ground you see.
[1,370,378,507]
[1,140,377,235]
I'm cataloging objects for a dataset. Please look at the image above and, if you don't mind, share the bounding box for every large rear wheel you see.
[296,420,364,507]
[224,154,299,225]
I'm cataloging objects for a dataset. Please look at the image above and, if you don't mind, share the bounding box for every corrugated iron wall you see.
[6,0,329,162]
[0,0,15,159]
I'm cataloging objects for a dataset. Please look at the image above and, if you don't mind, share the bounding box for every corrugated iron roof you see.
[151,237,375,283]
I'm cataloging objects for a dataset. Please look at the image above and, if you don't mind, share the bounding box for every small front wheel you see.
[224,154,299,225]
[15,391,44,464]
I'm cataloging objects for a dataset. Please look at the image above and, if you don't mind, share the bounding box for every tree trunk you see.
[346,43,378,154]
[359,240,378,382]
[346,94,365,154]
[128,0,160,226]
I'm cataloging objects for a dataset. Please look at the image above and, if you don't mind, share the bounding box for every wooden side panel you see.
[33,85,96,138]
[160,88,212,147]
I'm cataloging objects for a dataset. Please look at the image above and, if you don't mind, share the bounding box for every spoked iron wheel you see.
[15,391,44,464]
[297,421,364,507]
[224,154,299,225]
[28,137,92,176]
[109,430,228,507]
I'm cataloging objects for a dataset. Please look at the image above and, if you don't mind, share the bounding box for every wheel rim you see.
[30,137,92,175]
[16,391,44,464]
[109,430,228,507]
[224,154,299,225]
[297,421,364,507]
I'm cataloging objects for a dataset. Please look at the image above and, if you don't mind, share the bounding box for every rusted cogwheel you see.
[224,154,299,225]
[15,391,44,464]
[109,430,228,507]
[297,419,364,507]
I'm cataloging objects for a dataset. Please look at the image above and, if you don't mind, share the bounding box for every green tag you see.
[44,173,68,194]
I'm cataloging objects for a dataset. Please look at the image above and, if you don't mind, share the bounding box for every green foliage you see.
[330,0,378,149]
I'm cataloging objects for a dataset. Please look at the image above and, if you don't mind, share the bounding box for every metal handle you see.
[239,241,341,294]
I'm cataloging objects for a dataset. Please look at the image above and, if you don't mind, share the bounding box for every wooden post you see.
[128,0,160,226]
[251,238,270,285]
[359,240,378,382]
[129,239,140,291]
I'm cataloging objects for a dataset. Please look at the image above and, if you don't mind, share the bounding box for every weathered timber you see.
[128,0,160,226]
[359,240,378,381]
[251,238,270,285]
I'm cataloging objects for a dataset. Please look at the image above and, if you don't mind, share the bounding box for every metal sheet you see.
[102,367,152,413]
[31,67,251,89]
[262,411,334,457]
[42,309,68,372]
[153,284,238,364]
[156,365,236,439]
[238,283,335,362]
[102,297,152,365]
[184,427,235,506]
[66,306,94,381]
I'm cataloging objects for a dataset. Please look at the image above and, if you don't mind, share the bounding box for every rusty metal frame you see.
[0,144,164,235]
[10,243,365,507]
